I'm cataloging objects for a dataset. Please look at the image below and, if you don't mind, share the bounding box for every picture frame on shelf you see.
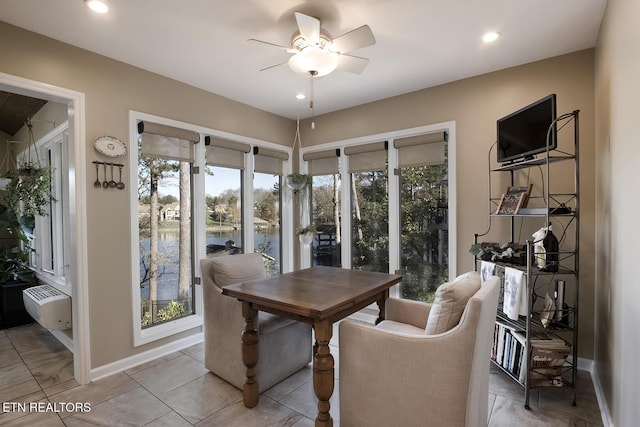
[495,184,532,215]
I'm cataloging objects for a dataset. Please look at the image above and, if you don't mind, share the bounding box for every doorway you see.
[0,71,90,384]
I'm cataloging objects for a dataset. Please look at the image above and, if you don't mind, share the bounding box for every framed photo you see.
[495,184,532,215]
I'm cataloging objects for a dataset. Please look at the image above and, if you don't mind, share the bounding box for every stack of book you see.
[491,321,571,387]
[492,322,527,383]
[529,337,572,387]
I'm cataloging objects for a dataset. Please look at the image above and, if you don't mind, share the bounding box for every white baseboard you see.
[566,356,612,426]
[90,332,204,382]
[590,363,614,427]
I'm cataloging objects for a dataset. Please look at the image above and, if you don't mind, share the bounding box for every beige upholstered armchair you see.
[339,272,500,427]
[200,253,312,392]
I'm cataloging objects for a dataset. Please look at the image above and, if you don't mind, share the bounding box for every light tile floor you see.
[0,322,604,426]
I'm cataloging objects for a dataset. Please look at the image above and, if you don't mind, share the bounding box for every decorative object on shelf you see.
[94,135,127,157]
[297,225,316,245]
[503,266,527,321]
[3,119,55,218]
[495,184,532,215]
[469,242,526,265]
[540,292,556,328]
[532,224,559,272]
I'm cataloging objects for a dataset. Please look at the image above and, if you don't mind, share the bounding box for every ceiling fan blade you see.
[295,11,320,45]
[248,38,294,52]
[259,62,287,72]
[336,54,369,74]
[332,25,375,53]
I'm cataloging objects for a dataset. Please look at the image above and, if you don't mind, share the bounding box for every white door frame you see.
[0,72,90,384]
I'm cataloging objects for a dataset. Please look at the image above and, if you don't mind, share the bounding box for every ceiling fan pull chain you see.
[309,70,317,129]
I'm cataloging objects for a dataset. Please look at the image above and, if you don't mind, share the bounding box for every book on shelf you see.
[491,323,571,387]
[492,322,527,383]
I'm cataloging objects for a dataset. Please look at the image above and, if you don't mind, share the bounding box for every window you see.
[253,172,281,275]
[134,119,200,341]
[311,174,341,267]
[345,142,389,273]
[27,122,70,292]
[203,137,249,259]
[131,114,294,344]
[201,143,287,276]
[305,149,342,267]
[395,131,449,302]
[205,165,243,255]
[252,146,288,276]
[301,123,456,303]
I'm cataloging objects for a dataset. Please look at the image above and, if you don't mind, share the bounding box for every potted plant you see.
[3,161,54,219]
[2,119,55,221]
[0,203,35,285]
[285,173,312,201]
[297,225,316,245]
[286,173,314,244]
[0,202,36,328]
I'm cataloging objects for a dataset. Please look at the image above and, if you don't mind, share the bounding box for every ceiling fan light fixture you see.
[288,46,338,77]
[85,0,109,13]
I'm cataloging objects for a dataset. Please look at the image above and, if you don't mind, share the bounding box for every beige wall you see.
[0,21,294,368]
[300,50,597,360]
[0,19,600,373]
[594,0,640,424]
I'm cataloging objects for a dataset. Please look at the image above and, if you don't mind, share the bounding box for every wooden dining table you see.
[222,266,402,427]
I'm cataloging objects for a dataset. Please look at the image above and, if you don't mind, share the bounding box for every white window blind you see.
[138,121,200,162]
[344,141,387,173]
[253,146,289,175]
[303,149,340,176]
[205,136,251,170]
[393,131,447,168]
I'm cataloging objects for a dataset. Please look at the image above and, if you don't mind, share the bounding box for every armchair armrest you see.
[385,297,431,329]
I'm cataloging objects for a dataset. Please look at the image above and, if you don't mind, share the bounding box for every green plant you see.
[3,162,55,218]
[0,203,35,284]
[156,300,186,322]
[285,173,312,200]
[296,224,316,235]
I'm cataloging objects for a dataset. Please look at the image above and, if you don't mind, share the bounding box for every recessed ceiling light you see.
[85,0,109,14]
[482,31,501,43]
[296,93,306,100]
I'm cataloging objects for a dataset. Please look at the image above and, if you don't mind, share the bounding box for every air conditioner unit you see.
[23,285,72,330]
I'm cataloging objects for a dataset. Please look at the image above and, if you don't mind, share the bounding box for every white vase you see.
[298,232,314,245]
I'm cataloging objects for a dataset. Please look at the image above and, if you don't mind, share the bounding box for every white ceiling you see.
[0,0,607,120]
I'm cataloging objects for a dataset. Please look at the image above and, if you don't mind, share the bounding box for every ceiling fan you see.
[249,11,376,77]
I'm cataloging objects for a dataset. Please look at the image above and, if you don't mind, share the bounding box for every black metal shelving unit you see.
[474,110,580,409]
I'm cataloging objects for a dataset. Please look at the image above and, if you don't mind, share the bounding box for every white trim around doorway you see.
[0,72,90,385]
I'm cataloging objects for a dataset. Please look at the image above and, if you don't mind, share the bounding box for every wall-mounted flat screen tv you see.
[497,94,557,164]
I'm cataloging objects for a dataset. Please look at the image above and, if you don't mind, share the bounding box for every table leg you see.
[375,288,390,325]
[241,302,259,408]
[313,318,334,427]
